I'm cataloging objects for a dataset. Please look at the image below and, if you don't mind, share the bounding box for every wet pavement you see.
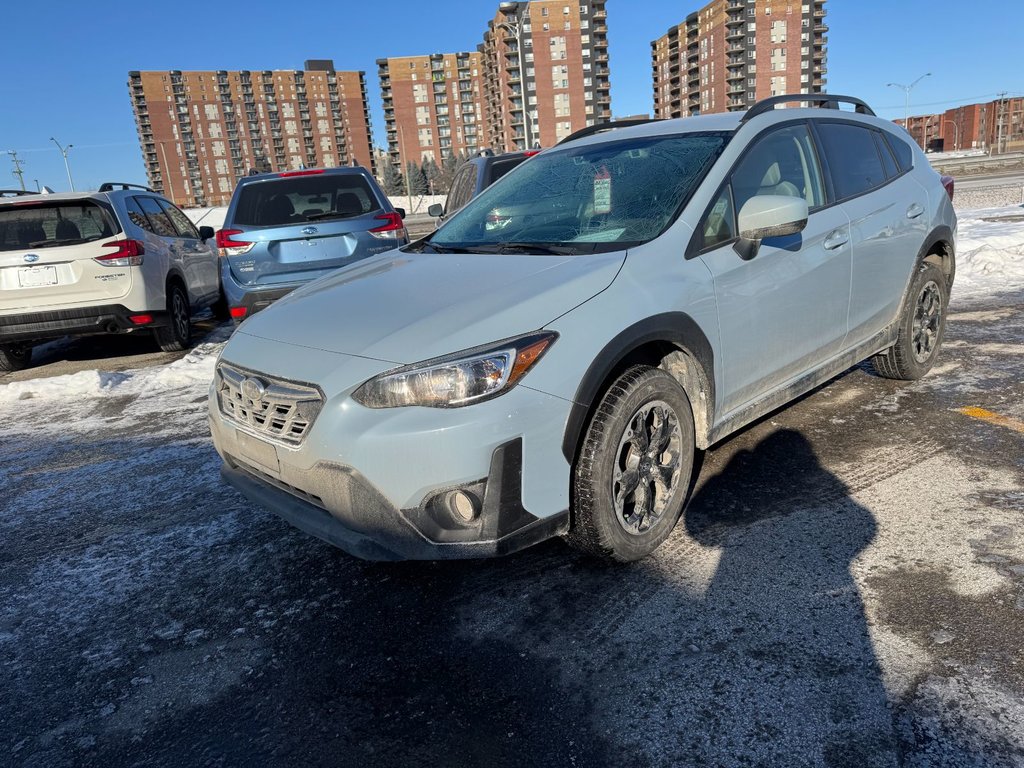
[1,290,1022,767]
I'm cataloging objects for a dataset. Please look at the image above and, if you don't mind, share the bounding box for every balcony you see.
[726,28,744,41]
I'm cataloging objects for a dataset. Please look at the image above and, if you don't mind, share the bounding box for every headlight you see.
[353,331,557,408]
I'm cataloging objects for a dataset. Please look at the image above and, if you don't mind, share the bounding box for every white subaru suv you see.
[0,184,220,371]
[208,94,956,562]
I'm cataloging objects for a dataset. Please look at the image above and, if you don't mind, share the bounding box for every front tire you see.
[567,366,695,562]
[153,282,192,353]
[872,261,948,381]
[0,344,33,372]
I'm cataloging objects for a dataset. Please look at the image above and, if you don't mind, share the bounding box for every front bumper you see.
[0,304,169,343]
[208,345,574,560]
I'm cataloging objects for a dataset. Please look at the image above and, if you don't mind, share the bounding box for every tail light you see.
[368,212,408,241]
[216,228,255,257]
[523,150,541,157]
[96,239,144,267]
[278,169,324,177]
[941,174,955,201]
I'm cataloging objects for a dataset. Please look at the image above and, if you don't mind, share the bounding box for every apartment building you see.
[128,61,375,207]
[898,96,1024,153]
[651,0,827,118]
[479,0,611,151]
[377,52,485,170]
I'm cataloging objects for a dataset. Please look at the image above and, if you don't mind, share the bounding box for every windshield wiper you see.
[304,211,363,222]
[473,242,583,256]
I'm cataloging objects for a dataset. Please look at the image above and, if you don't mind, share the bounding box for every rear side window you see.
[0,201,118,252]
[885,132,915,173]
[816,123,886,200]
[134,196,179,238]
[159,199,200,238]
[233,173,381,227]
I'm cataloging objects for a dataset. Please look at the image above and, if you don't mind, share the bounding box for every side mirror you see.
[734,195,809,260]
[198,225,215,242]
[394,207,406,219]
[427,203,444,218]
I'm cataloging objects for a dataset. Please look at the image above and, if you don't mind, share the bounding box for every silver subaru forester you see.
[208,94,956,562]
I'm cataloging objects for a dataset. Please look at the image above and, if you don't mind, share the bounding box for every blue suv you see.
[216,167,408,321]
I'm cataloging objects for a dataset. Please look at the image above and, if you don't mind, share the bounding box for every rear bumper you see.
[0,304,169,344]
[219,439,569,561]
[220,267,302,320]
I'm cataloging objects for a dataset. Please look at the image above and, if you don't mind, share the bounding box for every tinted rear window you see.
[885,132,915,172]
[488,157,526,185]
[816,123,886,200]
[233,173,381,227]
[0,201,118,252]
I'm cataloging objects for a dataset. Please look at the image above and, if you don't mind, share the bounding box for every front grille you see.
[216,362,324,446]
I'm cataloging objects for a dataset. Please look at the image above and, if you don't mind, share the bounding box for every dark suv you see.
[216,167,408,321]
[428,150,539,222]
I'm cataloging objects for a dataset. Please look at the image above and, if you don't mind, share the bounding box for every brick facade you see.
[128,62,375,207]
[652,0,827,118]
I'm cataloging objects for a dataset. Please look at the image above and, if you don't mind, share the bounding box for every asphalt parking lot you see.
[1,291,1022,767]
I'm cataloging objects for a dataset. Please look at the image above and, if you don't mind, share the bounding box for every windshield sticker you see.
[593,165,611,215]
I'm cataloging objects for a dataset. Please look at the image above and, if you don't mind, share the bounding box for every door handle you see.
[823,229,849,251]
[906,203,925,219]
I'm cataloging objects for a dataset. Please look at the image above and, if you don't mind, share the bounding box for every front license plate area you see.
[236,430,280,476]
[18,265,58,287]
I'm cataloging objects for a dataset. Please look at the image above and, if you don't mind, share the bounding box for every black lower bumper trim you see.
[0,304,168,343]
[220,438,570,561]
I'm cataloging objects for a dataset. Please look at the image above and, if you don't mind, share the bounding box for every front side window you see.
[134,196,178,238]
[159,199,200,238]
[816,122,886,200]
[427,133,728,254]
[730,123,825,215]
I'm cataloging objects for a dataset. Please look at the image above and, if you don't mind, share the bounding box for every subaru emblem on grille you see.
[301,226,318,236]
[23,254,40,263]
[240,377,268,402]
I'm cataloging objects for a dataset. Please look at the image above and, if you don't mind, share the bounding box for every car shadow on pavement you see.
[20,429,907,767]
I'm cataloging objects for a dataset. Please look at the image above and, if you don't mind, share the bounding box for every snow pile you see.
[954,206,1024,298]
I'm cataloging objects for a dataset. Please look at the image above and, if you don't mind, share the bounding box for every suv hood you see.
[235,249,625,363]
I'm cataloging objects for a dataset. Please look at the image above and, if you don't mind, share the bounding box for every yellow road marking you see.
[958,407,1024,435]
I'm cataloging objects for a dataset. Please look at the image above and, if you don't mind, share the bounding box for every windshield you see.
[0,201,119,251]
[233,173,383,227]
[425,132,728,255]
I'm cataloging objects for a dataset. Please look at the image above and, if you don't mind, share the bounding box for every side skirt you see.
[707,326,896,446]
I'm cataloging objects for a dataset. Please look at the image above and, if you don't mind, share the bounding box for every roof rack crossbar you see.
[98,182,155,193]
[556,118,663,146]
[741,94,876,124]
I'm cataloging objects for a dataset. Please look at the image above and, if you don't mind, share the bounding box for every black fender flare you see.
[561,312,715,463]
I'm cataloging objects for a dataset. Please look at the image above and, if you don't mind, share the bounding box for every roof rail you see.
[556,118,663,146]
[98,182,155,193]
[741,94,876,124]
[0,189,38,197]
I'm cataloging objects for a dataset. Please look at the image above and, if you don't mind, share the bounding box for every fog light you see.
[446,490,479,523]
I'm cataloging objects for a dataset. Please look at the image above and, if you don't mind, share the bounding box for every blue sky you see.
[2,0,1021,193]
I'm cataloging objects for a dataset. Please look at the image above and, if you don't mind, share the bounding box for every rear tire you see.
[566,366,695,562]
[0,344,32,372]
[153,282,192,353]
[872,261,948,381]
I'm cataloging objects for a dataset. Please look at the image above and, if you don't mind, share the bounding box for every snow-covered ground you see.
[954,205,1024,297]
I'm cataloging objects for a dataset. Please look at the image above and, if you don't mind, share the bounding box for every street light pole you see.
[497,8,533,151]
[50,137,75,191]
[887,73,932,147]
